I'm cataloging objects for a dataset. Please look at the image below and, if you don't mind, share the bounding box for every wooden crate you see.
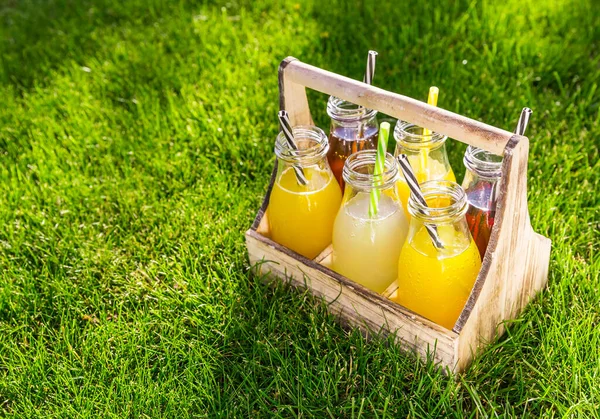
[245,57,551,373]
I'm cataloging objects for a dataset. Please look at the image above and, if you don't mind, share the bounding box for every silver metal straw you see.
[514,107,533,136]
[278,110,308,185]
[397,154,445,249]
[363,50,378,85]
[357,50,378,141]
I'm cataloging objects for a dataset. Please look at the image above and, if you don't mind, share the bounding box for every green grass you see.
[0,0,599,416]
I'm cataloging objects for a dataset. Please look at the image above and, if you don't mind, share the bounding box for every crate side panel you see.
[246,230,459,369]
[455,137,551,371]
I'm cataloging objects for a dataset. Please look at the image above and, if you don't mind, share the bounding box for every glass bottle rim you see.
[275,125,329,164]
[463,146,503,179]
[394,120,448,150]
[342,150,398,190]
[408,180,468,222]
[327,96,378,123]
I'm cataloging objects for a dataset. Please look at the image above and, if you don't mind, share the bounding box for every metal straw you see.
[397,154,445,249]
[278,111,308,185]
[363,50,378,85]
[514,107,533,136]
[356,50,378,143]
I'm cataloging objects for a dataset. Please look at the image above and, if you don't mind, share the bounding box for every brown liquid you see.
[327,126,378,190]
[465,181,497,259]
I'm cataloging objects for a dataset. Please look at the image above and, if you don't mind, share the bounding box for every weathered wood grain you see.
[279,57,314,126]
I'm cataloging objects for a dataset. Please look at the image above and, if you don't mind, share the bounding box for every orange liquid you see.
[394,225,481,329]
[396,158,455,219]
[268,167,342,259]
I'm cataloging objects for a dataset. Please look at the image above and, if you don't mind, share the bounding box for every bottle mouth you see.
[327,96,378,123]
[394,120,448,150]
[408,180,468,222]
[275,125,329,165]
[463,146,503,179]
[342,150,398,190]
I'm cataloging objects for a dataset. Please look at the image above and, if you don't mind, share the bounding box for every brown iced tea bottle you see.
[326,96,378,190]
[461,146,503,259]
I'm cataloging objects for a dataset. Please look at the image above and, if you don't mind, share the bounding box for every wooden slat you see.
[313,244,333,267]
[281,57,513,155]
[246,229,459,369]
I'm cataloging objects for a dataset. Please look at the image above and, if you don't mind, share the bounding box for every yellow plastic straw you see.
[420,86,439,179]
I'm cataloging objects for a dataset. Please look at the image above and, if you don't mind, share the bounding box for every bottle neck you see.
[462,148,502,213]
[394,121,448,151]
[342,150,398,192]
[406,181,473,256]
[327,96,378,127]
[408,180,468,224]
[341,150,403,221]
[463,146,503,180]
[275,125,329,166]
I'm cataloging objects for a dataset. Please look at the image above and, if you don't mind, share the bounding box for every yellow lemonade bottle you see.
[268,125,342,259]
[394,180,481,329]
[332,150,409,293]
[393,121,456,219]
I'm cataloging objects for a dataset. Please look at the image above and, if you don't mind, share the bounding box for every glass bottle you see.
[461,146,503,259]
[393,121,456,219]
[332,150,409,293]
[267,125,343,259]
[327,96,379,189]
[394,180,481,330]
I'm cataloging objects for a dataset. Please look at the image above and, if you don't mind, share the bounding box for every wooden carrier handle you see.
[276,57,551,371]
[279,57,514,155]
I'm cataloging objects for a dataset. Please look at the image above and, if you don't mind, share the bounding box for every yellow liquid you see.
[396,158,456,219]
[268,167,342,259]
[332,192,408,293]
[394,225,481,329]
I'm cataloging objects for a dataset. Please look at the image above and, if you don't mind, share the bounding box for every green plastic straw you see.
[368,122,390,218]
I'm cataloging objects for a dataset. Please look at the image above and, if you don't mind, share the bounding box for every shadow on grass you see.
[0,0,196,89]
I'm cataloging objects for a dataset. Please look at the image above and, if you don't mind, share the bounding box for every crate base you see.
[246,228,460,369]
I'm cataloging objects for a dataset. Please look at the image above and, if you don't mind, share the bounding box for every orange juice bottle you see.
[393,121,455,219]
[268,125,342,259]
[393,180,481,330]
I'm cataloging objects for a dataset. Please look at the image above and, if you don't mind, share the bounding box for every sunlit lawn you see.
[0,0,599,416]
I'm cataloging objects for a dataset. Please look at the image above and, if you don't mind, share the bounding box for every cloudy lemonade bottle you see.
[394,121,456,219]
[332,150,409,293]
[268,125,342,259]
[394,180,481,329]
